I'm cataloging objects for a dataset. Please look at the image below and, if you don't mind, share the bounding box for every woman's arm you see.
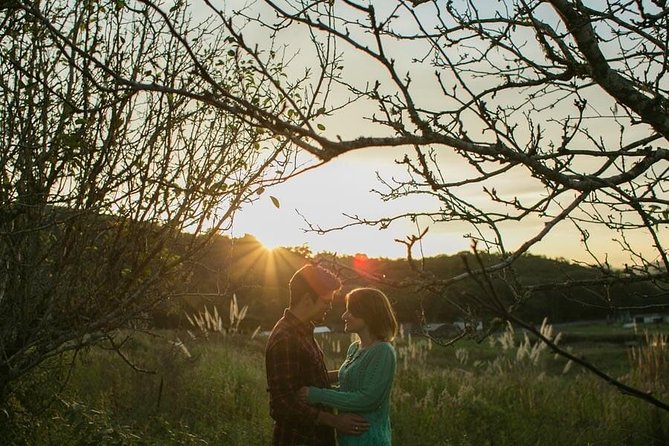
[307,343,396,413]
[296,369,340,402]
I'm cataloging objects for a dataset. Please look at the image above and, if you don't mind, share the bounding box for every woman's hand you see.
[297,386,309,403]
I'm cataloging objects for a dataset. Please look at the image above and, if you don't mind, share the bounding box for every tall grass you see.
[4,323,669,445]
[4,333,271,445]
[629,332,669,389]
[321,322,669,445]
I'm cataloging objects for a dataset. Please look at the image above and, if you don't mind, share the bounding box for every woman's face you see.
[341,303,367,334]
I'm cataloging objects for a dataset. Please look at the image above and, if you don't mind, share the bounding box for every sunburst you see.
[232,237,305,295]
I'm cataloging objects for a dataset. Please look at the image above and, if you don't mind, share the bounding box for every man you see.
[265,264,369,445]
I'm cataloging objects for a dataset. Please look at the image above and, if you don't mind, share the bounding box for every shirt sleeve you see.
[307,343,396,413]
[266,334,322,425]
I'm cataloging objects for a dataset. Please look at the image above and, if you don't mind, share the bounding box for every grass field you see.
[3,322,669,445]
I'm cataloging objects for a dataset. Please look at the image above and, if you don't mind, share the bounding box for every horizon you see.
[224,229,597,266]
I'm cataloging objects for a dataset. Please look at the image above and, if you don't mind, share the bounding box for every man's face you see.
[310,291,335,323]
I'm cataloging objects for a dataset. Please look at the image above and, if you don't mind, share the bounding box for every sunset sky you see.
[231,146,624,265]
[205,1,665,268]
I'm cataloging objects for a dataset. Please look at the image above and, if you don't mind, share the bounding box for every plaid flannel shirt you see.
[265,309,336,446]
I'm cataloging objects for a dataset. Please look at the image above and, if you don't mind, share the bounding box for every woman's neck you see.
[358,330,378,349]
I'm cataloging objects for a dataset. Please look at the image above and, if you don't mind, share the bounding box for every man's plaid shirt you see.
[265,309,336,446]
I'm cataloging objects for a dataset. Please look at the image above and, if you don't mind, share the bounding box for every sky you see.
[230,147,473,259]
[229,147,639,266]
[198,0,667,268]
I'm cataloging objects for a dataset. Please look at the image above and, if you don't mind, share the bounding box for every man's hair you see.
[289,264,341,306]
[346,288,398,341]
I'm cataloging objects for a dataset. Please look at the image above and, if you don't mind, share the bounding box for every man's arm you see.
[266,335,321,425]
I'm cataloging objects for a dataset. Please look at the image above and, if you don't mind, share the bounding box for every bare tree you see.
[206,0,667,409]
[0,0,306,405]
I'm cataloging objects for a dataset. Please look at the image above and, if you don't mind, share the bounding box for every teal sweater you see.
[308,341,396,446]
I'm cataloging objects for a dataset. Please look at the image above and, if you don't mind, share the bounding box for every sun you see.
[231,235,305,295]
[232,237,280,288]
[258,237,281,252]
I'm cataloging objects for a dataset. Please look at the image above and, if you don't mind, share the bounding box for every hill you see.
[151,233,665,331]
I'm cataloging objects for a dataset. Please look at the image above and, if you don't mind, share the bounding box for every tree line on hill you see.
[153,233,664,333]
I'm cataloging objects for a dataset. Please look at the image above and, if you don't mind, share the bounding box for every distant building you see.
[635,314,668,324]
[423,323,447,332]
[622,313,669,329]
[417,321,483,337]
[258,325,332,337]
[453,320,483,331]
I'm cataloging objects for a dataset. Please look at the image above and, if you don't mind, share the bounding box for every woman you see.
[298,287,398,445]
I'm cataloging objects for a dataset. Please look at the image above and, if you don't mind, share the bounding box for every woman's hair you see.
[346,288,398,341]
[289,264,341,306]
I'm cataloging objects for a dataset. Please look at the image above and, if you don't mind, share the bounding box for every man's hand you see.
[301,391,368,435]
[331,413,369,435]
[297,386,309,403]
[327,369,339,384]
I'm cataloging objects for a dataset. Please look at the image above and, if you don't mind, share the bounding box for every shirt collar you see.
[283,308,315,337]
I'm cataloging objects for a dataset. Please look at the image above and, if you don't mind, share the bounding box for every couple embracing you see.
[265,264,398,446]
